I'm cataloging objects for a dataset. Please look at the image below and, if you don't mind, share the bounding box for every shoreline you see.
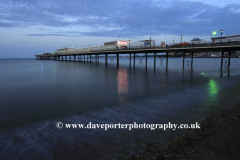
[129,83,240,159]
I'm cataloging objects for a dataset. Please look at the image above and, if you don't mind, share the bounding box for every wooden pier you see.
[35,43,240,69]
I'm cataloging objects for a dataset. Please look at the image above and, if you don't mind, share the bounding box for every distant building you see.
[104,41,117,46]
[140,40,155,47]
[104,40,130,49]
[161,42,165,47]
[191,37,205,44]
[117,40,129,48]
[56,46,75,54]
[104,40,129,46]
[211,34,240,43]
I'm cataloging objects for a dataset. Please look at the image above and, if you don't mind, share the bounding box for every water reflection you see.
[201,72,207,77]
[54,63,56,84]
[117,68,128,102]
[54,63,56,74]
[41,63,44,84]
[209,79,218,97]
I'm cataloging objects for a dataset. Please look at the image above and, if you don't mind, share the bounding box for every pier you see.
[35,42,240,70]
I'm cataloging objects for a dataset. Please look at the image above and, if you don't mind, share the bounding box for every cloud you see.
[1,0,240,37]
[26,34,71,37]
[0,22,16,28]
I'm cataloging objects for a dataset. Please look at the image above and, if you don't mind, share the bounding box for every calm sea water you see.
[0,57,240,159]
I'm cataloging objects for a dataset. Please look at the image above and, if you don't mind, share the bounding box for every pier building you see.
[211,34,240,43]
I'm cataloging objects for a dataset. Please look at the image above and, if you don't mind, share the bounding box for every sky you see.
[0,0,240,58]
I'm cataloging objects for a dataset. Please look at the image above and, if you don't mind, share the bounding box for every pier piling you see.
[154,52,156,71]
[105,54,107,66]
[134,53,136,70]
[117,53,119,68]
[228,51,231,67]
[221,51,224,68]
[166,52,168,68]
[191,52,193,68]
[183,52,185,70]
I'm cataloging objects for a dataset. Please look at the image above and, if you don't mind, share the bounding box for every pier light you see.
[180,34,182,44]
[220,30,223,44]
[212,31,217,36]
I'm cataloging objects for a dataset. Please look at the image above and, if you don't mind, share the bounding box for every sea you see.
[0,57,240,159]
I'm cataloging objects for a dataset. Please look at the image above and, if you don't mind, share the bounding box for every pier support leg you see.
[183,52,185,71]
[221,51,224,68]
[105,54,108,66]
[154,52,156,71]
[90,55,92,63]
[145,52,148,73]
[129,53,131,67]
[228,51,231,67]
[166,52,168,69]
[134,53,136,70]
[117,53,119,68]
[191,52,193,68]
[145,52,147,66]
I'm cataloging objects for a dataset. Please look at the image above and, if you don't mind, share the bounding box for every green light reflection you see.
[209,79,218,96]
[201,72,207,77]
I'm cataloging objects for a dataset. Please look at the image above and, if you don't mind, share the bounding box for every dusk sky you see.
[1,0,240,58]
